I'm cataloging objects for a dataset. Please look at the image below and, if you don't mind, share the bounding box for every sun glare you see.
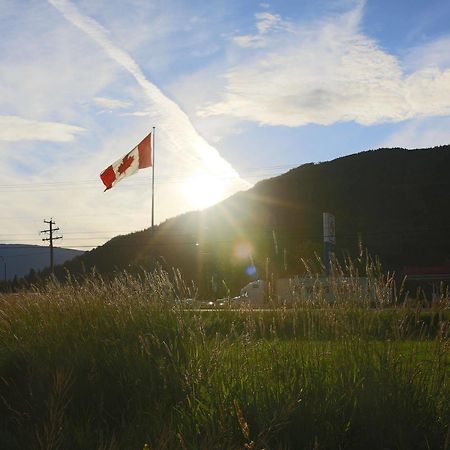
[182,173,227,209]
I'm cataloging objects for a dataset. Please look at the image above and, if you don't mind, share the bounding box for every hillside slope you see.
[0,245,84,280]
[55,145,450,295]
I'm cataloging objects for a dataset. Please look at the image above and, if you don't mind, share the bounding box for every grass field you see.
[0,270,449,449]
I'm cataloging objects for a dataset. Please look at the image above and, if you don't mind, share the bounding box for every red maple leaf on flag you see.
[118,154,134,174]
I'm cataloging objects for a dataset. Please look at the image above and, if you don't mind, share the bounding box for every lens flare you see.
[233,242,253,260]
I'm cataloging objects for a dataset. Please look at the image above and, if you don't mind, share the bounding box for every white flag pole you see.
[151,126,155,230]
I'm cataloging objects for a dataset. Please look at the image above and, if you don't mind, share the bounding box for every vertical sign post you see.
[323,212,336,276]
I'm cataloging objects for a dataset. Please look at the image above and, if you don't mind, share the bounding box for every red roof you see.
[404,266,450,275]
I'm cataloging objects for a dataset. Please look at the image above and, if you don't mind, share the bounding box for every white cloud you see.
[0,115,85,142]
[121,111,152,117]
[0,4,118,122]
[381,117,450,149]
[0,0,252,251]
[200,6,450,127]
[93,97,132,110]
[48,0,250,186]
[255,12,289,34]
[233,12,292,48]
[165,62,249,145]
[404,36,450,72]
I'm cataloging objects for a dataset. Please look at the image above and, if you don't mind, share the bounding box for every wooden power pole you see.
[41,218,62,274]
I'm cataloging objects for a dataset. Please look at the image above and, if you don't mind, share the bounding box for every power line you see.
[0,168,449,191]
[0,172,291,192]
[0,163,301,190]
[2,224,450,255]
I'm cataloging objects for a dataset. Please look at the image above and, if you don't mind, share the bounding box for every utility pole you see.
[323,212,336,276]
[0,256,6,282]
[41,218,62,274]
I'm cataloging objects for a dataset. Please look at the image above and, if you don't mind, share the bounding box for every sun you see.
[182,173,227,209]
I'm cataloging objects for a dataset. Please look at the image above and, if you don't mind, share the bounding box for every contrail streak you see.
[48,0,251,189]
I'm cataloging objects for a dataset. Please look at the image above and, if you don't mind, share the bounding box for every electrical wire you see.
[2,225,450,256]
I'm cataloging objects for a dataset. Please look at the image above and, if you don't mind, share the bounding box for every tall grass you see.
[0,268,449,449]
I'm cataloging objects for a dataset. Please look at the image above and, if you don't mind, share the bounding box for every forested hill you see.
[0,245,83,280]
[52,145,450,296]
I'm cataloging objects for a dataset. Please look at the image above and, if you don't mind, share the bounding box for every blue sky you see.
[1,0,450,250]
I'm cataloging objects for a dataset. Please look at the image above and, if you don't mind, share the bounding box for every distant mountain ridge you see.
[50,145,450,296]
[0,244,84,280]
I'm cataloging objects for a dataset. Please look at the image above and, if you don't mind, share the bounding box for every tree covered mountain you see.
[0,245,83,281]
[48,145,450,297]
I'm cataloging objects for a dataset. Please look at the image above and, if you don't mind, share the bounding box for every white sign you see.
[323,212,336,245]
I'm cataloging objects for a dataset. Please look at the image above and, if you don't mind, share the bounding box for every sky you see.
[1,0,450,252]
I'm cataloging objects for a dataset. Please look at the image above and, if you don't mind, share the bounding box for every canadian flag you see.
[100,133,152,191]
